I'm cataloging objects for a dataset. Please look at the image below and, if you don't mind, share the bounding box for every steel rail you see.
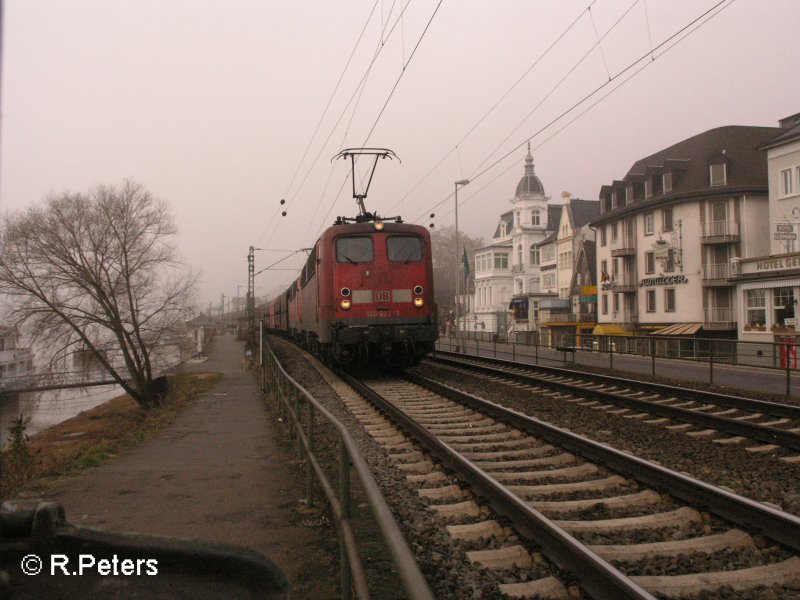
[404,371,800,555]
[434,349,800,419]
[430,353,800,451]
[339,371,657,600]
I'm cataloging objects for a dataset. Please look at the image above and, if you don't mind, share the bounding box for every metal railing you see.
[702,263,731,280]
[610,236,636,253]
[612,271,637,291]
[540,312,596,324]
[437,330,800,395]
[259,327,434,600]
[704,307,735,324]
[702,221,739,238]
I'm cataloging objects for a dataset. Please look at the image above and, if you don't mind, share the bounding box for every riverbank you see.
[0,371,220,499]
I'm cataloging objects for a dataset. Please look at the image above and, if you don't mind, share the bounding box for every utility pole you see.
[247,246,255,346]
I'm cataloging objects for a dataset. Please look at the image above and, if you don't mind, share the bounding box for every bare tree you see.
[0,181,196,408]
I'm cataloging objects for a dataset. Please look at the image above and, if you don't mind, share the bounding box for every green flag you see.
[462,247,470,278]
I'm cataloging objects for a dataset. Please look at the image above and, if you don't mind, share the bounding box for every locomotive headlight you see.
[413,297,424,308]
[413,285,424,295]
[374,221,385,231]
[340,287,351,297]
[340,299,352,310]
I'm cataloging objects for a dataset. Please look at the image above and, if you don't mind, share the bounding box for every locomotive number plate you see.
[375,290,391,302]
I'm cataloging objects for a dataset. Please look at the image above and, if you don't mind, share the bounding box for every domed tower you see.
[510,143,551,296]
[516,143,545,198]
[511,142,549,231]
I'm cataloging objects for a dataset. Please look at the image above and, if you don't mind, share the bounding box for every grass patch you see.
[1,372,222,499]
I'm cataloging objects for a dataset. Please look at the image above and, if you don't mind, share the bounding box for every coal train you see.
[260,217,438,367]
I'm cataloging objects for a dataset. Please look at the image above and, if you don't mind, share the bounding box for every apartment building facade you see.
[729,112,800,348]
[592,124,782,337]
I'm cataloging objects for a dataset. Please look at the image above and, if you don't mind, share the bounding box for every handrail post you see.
[339,439,352,600]
[709,341,714,385]
[295,388,303,459]
[609,338,614,370]
[650,337,655,376]
[306,402,315,507]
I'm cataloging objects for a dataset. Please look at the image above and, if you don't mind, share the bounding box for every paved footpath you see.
[45,333,331,594]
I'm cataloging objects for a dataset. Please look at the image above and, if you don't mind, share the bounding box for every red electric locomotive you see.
[264,148,438,367]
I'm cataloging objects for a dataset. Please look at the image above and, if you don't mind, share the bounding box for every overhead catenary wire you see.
[256,0,413,250]
[414,0,735,226]
[280,0,381,204]
[308,0,444,244]
[467,0,640,180]
[386,0,595,215]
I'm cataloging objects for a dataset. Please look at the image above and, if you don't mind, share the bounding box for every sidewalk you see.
[437,338,800,397]
[43,334,336,596]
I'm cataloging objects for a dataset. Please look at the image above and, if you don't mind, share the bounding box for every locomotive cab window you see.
[336,236,373,263]
[387,236,422,262]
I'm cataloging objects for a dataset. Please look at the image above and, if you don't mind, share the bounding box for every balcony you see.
[701,221,739,244]
[540,312,596,324]
[703,307,736,330]
[511,264,525,274]
[610,236,636,257]
[611,310,638,325]
[702,263,732,286]
[611,271,637,293]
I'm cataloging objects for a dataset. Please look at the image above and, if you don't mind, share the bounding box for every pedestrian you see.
[243,348,253,370]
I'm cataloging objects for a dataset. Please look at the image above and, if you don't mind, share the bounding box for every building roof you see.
[515,143,545,197]
[536,231,558,247]
[761,112,800,150]
[593,124,783,224]
[547,204,563,230]
[567,198,600,228]
[492,210,514,239]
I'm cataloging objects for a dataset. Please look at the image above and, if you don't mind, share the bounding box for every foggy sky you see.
[2,0,799,310]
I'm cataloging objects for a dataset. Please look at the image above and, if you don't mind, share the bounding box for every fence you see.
[259,326,434,600]
[440,331,799,396]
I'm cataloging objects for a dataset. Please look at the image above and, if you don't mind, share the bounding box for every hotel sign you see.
[638,274,688,287]
[755,255,800,272]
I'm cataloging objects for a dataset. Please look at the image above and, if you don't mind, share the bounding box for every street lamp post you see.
[454,179,470,352]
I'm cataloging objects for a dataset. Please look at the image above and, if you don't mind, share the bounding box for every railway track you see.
[428,351,800,461]
[326,369,800,599]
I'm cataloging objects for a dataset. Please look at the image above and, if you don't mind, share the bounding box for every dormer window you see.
[710,163,726,186]
[626,185,634,205]
[611,191,618,209]
[662,172,673,194]
[644,178,653,199]
[709,151,728,187]
[500,222,507,236]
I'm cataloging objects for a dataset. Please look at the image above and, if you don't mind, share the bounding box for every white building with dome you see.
[468,145,562,337]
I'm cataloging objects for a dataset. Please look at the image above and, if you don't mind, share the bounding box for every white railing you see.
[702,263,730,280]
[703,221,739,237]
[610,236,635,252]
[704,307,735,323]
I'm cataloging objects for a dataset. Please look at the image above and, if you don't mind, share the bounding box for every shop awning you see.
[651,323,703,336]
[592,324,631,335]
